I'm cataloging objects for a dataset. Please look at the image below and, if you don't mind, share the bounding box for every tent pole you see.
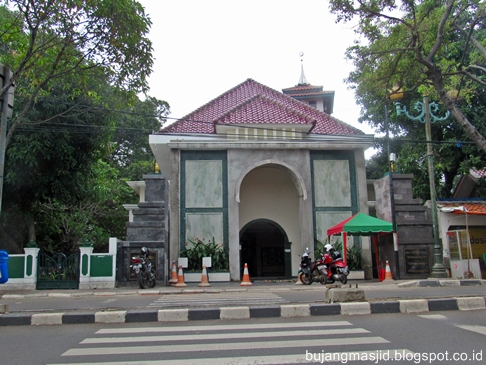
[343,232,347,263]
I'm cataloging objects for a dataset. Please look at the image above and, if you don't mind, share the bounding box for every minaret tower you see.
[282,52,335,114]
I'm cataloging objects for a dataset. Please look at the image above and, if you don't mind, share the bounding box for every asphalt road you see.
[0,310,484,364]
[1,282,486,314]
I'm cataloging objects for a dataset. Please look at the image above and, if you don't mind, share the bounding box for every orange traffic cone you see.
[384,260,394,281]
[174,265,187,287]
[168,261,178,286]
[198,265,211,287]
[240,263,252,286]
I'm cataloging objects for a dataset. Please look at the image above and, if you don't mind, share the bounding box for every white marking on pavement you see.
[418,314,447,319]
[95,320,353,334]
[81,327,370,344]
[455,325,486,336]
[100,299,118,304]
[63,337,390,356]
[50,349,413,365]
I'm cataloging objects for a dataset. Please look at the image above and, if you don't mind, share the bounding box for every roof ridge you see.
[160,78,257,132]
[214,93,316,126]
[160,78,365,135]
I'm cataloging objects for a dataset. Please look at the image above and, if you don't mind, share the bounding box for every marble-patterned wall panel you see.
[315,211,353,245]
[314,160,351,207]
[185,160,222,208]
[185,212,224,244]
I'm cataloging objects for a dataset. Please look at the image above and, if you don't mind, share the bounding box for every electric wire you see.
[7,102,480,146]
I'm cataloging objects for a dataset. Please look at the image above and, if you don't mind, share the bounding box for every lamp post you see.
[394,95,449,278]
[384,103,399,279]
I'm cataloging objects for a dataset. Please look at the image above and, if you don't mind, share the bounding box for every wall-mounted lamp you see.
[389,153,397,172]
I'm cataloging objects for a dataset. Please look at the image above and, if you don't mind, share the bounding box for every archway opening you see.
[239,219,289,279]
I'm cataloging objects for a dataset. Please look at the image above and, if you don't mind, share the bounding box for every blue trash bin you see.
[0,250,9,284]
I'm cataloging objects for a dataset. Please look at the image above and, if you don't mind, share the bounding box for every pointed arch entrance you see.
[239,219,291,279]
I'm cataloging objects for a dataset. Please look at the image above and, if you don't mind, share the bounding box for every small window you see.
[309,101,317,108]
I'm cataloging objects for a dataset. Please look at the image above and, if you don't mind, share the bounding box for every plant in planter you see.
[180,237,229,272]
[317,238,362,270]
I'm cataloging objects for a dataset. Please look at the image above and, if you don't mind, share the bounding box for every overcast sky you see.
[138,0,376,142]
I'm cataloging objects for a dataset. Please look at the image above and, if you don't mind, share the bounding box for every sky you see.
[137,0,376,152]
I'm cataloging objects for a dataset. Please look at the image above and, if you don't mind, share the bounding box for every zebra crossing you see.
[419,314,486,336]
[149,291,288,308]
[47,320,415,365]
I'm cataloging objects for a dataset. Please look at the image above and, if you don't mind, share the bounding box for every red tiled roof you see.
[159,79,362,135]
[438,202,486,215]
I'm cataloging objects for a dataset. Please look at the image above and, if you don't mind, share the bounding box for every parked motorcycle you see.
[131,247,156,289]
[323,243,349,284]
[298,247,327,285]
[298,244,349,285]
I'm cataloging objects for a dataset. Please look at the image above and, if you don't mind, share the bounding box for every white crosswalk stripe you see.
[149,292,288,308]
[47,320,414,365]
[455,325,486,336]
[49,350,416,365]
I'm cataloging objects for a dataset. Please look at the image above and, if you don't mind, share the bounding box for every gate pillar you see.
[79,245,94,289]
[23,245,39,290]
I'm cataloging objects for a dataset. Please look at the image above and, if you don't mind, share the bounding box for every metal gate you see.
[37,251,80,289]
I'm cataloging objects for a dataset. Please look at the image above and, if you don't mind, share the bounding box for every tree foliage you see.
[0,0,153,146]
[2,77,168,253]
[0,1,170,254]
[328,0,486,198]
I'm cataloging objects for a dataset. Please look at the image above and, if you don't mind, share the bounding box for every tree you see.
[106,96,169,177]
[328,0,486,153]
[0,0,153,145]
[1,65,169,253]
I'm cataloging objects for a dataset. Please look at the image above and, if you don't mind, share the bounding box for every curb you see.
[1,296,484,326]
[396,279,486,288]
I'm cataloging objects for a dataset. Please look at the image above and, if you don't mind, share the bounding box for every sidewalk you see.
[2,278,485,297]
[0,279,485,326]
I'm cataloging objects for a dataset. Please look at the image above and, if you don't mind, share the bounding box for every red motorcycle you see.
[299,245,349,285]
[321,248,349,284]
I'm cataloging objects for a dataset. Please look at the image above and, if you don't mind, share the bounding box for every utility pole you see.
[0,63,15,217]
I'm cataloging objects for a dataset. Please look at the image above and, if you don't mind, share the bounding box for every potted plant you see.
[180,237,230,282]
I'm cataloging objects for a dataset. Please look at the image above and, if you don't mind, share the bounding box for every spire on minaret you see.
[298,51,309,85]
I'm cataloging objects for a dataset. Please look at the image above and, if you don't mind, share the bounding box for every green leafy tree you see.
[106,96,169,180]
[2,74,169,253]
[328,0,486,152]
[328,0,486,199]
[32,160,135,254]
[0,0,153,146]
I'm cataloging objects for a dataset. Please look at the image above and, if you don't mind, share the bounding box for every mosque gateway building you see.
[148,71,373,282]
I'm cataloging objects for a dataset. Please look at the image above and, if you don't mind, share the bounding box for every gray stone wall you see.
[117,174,168,286]
[374,174,434,279]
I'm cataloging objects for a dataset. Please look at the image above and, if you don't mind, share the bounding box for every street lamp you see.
[393,95,449,278]
[384,102,399,279]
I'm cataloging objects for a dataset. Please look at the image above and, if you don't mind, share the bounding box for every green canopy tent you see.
[327,212,394,265]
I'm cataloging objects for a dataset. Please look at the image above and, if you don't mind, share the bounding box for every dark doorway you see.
[240,219,290,279]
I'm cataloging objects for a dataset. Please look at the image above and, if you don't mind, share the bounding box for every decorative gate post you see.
[23,241,39,290]
[79,241,93,289]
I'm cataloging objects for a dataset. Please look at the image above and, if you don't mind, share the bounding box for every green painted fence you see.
[7,256,24,279]
[90,255,113,277]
